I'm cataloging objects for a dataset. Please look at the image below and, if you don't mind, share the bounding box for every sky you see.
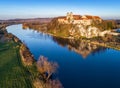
[0,0,120,20]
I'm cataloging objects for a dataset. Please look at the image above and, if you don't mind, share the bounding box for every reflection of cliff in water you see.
[22,23,106,58]
[52,37,106,58]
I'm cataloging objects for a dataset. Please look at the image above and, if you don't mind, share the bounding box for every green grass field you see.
[0,41,36,88]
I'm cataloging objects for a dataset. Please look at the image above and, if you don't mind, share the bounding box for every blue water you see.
[7,24,120,88]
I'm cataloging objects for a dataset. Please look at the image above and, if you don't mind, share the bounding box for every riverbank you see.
[43,31,120,51]
[1,24,35,65]
[22,22,120,50]
[23,23,120,50]
[0,25,38,88]
[0,40,35,88]
[1,24,64,88]
[90,41,120,50]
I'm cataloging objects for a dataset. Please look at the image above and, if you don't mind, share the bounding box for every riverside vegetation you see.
[22,17,120,50]
[47,15,120,50]
[0,24,63,88]
[0,28,33,87]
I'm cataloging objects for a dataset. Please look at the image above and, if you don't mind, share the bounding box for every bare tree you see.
[33,78,63,88]
[33,78,44,88]
[37,56,58,80]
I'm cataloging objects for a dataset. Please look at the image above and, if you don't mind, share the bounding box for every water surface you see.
[7,24,120,88]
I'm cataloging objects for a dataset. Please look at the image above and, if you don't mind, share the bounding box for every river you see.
[7,24,120,88]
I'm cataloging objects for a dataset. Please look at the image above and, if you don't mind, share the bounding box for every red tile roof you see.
[84,15,93,19]
[57,15,101,21]
[73,15,82,20]
[93,16,101,19]
[81,18,89,20]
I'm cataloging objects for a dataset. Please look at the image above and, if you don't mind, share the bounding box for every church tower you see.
[66,12,70,20]
[70,12,73,21]
[66,12,74,23]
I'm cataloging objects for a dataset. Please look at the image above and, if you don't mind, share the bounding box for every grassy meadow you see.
[0,41,36,88]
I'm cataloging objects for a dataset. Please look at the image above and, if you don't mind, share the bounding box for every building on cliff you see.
[57,12,102,25]
[55,12,114,38]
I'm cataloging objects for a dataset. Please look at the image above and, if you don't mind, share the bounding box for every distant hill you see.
[0,18,53,24]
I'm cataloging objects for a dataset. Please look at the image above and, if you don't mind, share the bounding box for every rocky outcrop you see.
[73,24,114,38]
[75,25,100,38]
[48,15,117,38]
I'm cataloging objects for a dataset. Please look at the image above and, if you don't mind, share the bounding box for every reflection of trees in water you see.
[22,23,47,32]
[22,23,52,40]
[52,36,106,58]
[34,56,63,88]
[92,46,106,54]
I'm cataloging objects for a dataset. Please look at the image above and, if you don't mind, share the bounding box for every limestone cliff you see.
[47,17,116,38]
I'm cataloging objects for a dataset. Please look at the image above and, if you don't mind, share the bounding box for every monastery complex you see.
[57,12,102,25]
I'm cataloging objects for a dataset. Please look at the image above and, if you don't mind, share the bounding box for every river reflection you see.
[7,24,120,88]
[23,23,107,58]
[22,23,106,58]
[52,37,106,58]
